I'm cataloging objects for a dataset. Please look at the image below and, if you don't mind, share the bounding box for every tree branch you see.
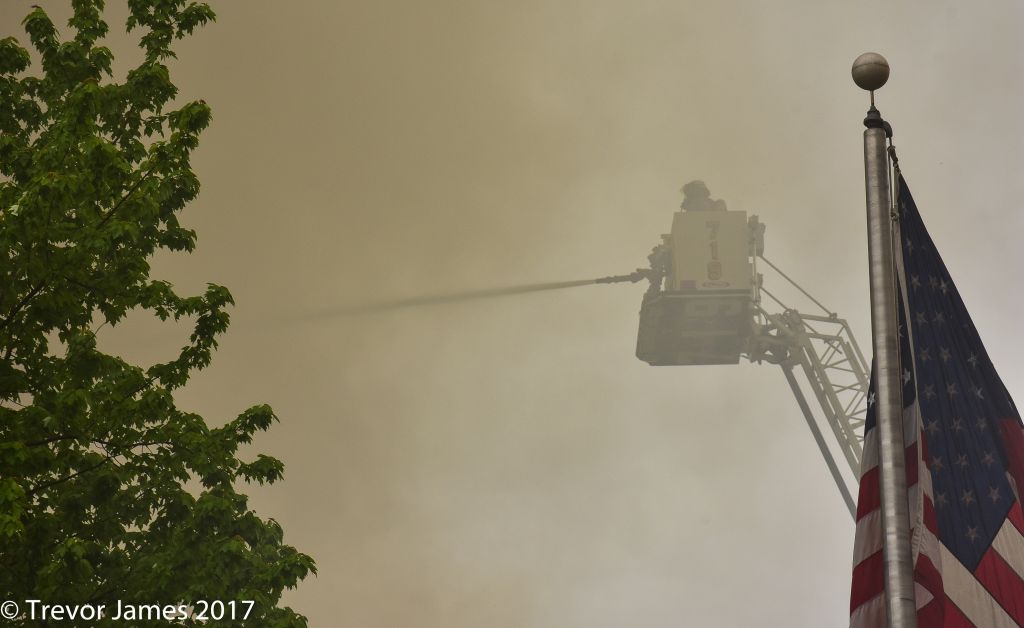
[95,169,155,229]
[0,279,48,331]
[26,456,113,497]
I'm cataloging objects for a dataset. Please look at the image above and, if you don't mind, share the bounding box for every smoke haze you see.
[4,1,1024,626]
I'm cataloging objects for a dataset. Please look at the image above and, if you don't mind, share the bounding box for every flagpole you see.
[852,52,917,628]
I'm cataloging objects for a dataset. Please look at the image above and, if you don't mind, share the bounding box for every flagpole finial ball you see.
[852,52,890,91]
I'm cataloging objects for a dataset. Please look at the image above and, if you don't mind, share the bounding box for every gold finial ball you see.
[851,52,890,91]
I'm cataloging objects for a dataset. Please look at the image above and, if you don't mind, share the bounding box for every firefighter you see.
[680,180,727,212]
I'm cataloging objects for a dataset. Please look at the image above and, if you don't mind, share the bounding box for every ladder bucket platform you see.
[636,291,752,365]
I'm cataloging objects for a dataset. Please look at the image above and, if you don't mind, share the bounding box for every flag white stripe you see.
[853,509,883,565]
[993,518,1024,583]
[860,430,879,475]
[915,581,935,610]
[850,593,886,628]
[904,410,919,452]
[917,524,943,573]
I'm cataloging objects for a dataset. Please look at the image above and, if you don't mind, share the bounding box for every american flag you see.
[850,175,1024,626]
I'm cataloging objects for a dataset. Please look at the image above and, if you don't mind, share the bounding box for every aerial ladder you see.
[352,181,870,518]
[608,181,869,517]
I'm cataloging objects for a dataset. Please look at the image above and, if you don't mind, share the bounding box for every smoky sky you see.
[5,1,1024,626]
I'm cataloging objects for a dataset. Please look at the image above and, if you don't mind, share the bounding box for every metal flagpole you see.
[851,52,917,628]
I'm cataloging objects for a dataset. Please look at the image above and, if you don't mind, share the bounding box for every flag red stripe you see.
[941,595,977,628]
[923,494,939,535]
[915,553,944,603]
[857,464,880,521]
[1001,419,1024,505]
[1009,502,1024,537]
[974,545,1024,625]
[906,440,919,488]
[851,549,885,613]
[916,597,945,626]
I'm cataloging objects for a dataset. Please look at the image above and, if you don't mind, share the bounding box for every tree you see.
[0,2,315,625]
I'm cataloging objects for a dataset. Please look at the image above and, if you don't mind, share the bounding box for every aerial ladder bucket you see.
[637,206,760,366]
